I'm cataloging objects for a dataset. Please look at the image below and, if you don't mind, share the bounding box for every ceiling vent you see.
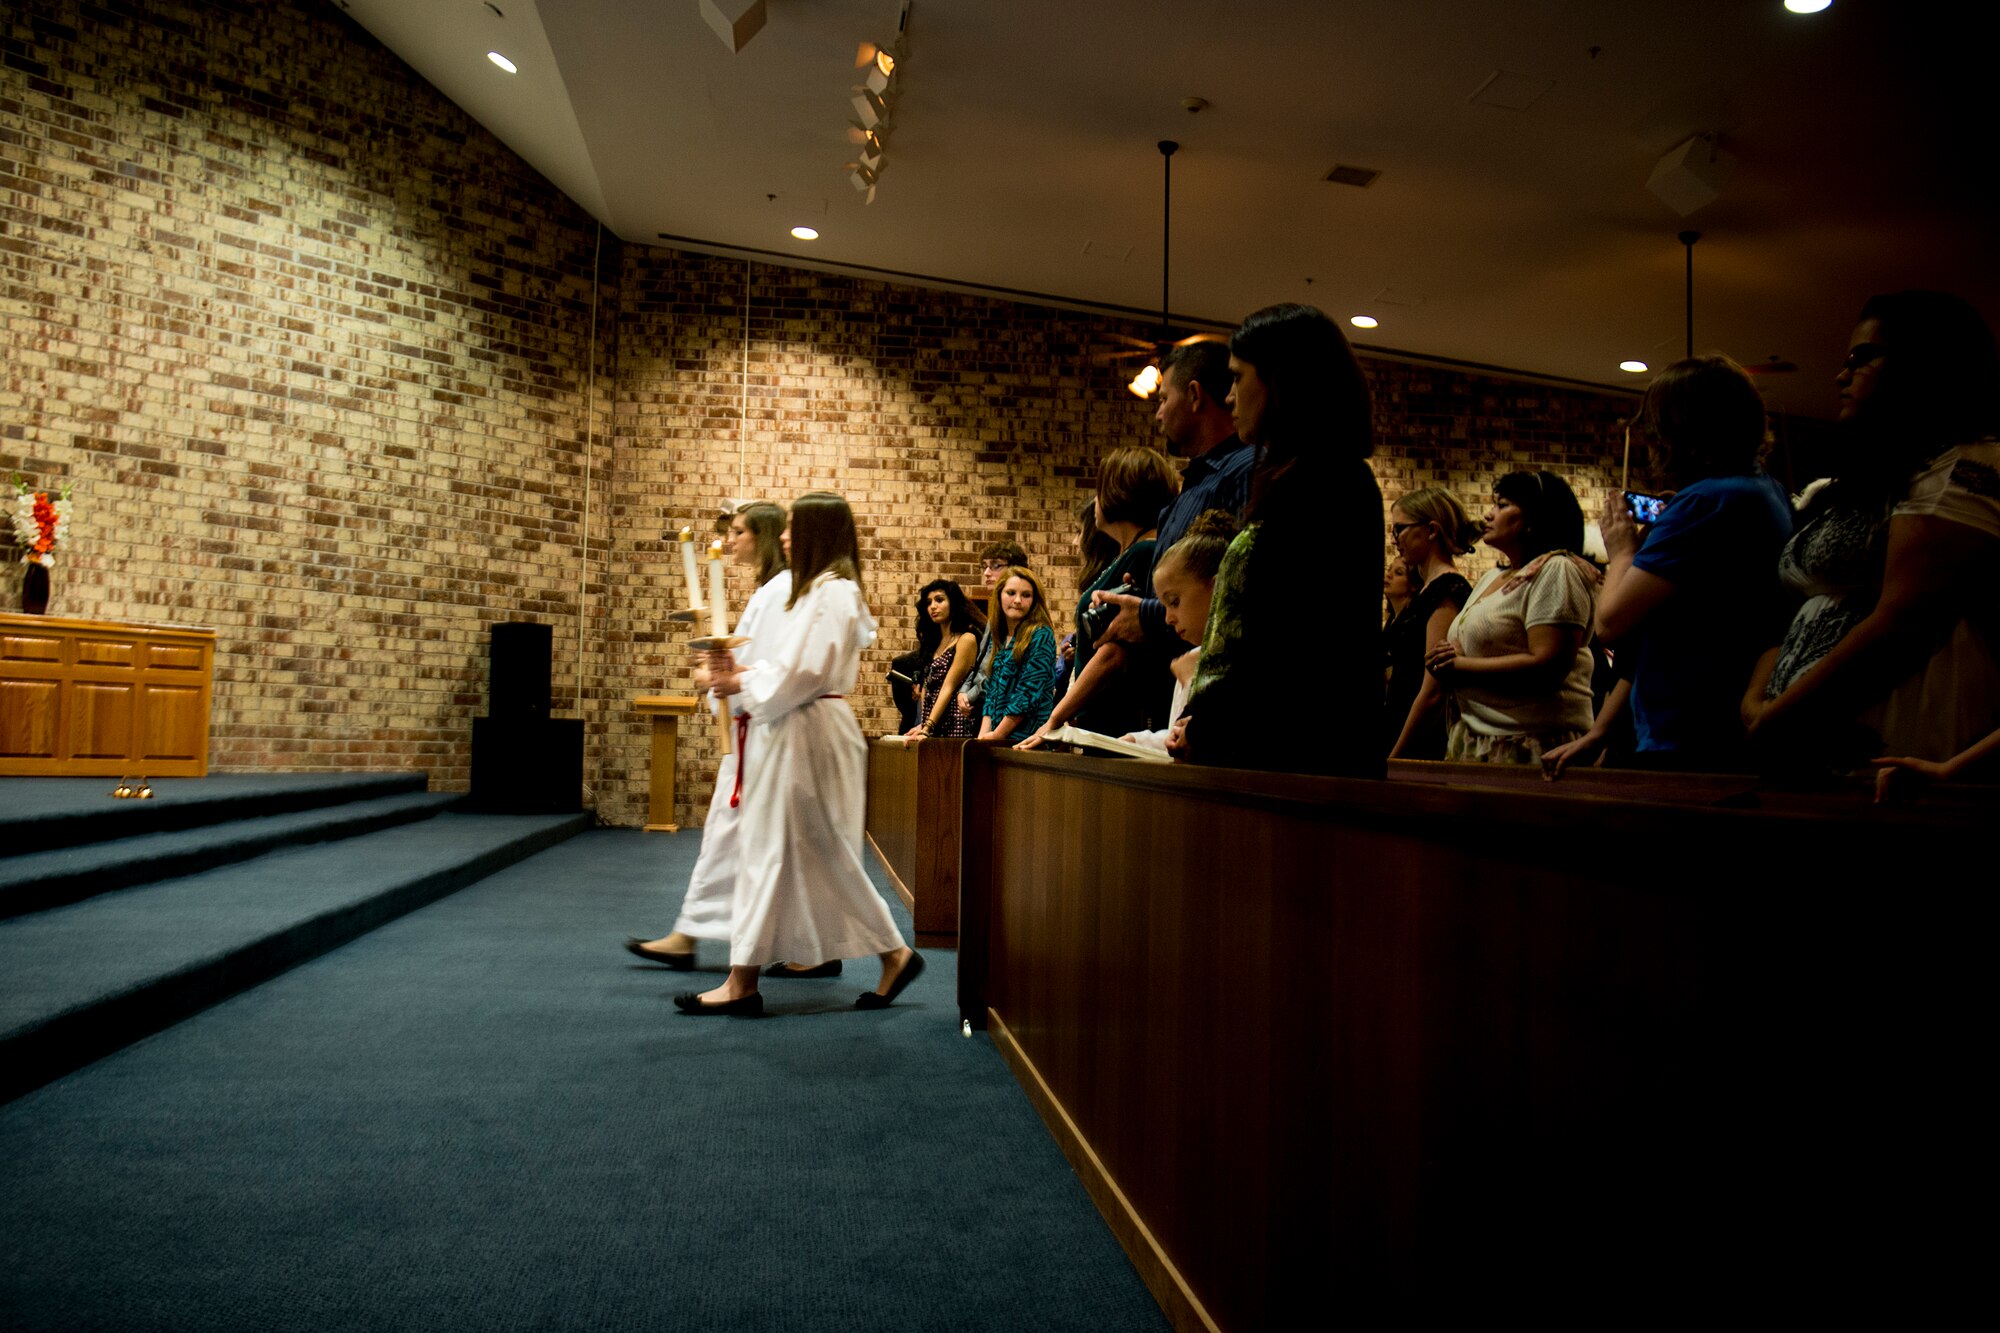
[1324,164,1380,188]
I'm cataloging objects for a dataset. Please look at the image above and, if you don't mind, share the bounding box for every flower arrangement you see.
[12,476,74,568]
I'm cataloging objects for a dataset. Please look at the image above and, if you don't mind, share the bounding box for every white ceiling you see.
[335,0,1997,417]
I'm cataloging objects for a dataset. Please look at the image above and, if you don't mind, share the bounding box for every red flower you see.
[31,492,57,553]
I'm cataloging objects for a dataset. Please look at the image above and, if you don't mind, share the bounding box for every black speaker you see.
[489,621,552,719]
[469,716,583,813]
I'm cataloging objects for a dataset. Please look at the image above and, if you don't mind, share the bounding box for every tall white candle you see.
[707,539,728,638]
[679,525,704,611]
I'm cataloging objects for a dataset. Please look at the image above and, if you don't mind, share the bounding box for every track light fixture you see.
[850,86,891,130]
[838,3,911,204]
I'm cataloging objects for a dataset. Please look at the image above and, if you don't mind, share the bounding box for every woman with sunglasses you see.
[1744,290,2000,769]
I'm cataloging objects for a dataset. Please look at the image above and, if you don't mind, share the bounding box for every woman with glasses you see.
[1425,470,1598,766]
[1743,290,2000,768]
[1384,488,1479,760]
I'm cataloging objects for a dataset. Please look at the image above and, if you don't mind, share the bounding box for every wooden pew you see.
[959,746,1988,1325]
[863,736,968,946]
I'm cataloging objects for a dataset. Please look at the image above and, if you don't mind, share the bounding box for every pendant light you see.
[1127,140,1180,397]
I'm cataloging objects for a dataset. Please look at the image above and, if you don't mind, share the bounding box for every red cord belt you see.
[729,695,845,809]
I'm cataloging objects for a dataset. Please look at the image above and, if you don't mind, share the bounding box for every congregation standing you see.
[627,287,2000,1016]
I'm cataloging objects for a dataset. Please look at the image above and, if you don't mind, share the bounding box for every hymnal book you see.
[1044,724,1172,763]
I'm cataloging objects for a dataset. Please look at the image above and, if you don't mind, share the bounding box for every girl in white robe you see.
[677,492,922,1017]
[626,502,791,968]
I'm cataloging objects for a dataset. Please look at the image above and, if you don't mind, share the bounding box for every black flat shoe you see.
[762,960,842,979]
[673,991,764,1017]
[625,937,695,969]
[856,951,925,1010]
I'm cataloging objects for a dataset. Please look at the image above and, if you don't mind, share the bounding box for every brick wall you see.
[6,0,1662,829]
[2,0,617,787]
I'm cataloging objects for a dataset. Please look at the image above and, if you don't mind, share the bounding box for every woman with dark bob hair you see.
[904,578,980,739]
[1170,303,1385,777]
[1425,470,1598,765]
[1544,356,1794,775]
[1745,289,2000,768]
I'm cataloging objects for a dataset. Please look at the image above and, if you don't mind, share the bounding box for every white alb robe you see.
[670,569,793,940]
[730,573,905,967]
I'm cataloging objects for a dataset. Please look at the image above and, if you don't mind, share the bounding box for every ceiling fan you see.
[1087,140,1221,396]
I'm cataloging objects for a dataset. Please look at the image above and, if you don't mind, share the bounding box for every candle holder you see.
[687,634,750,652]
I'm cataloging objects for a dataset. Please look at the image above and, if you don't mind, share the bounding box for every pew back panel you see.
[962,746,1984,1326]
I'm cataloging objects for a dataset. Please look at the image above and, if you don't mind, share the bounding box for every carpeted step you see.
[0,809,592,1104]
[0,772,432,855]
[0,790,463,919]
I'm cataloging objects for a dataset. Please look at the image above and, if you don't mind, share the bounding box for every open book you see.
[1043,724,1172,763]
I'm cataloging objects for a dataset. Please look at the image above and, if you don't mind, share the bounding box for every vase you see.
[21,560,49,615]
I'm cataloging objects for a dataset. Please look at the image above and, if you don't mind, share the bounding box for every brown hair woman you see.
[686,492,922,1015]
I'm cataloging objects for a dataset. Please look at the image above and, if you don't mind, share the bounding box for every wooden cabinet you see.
[0,613,216,776]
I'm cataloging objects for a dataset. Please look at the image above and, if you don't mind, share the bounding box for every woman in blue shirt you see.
[1546,355,1792,774]
[979,567,1058,741]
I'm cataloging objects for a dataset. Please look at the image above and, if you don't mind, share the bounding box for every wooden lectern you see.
[632,693,702,832]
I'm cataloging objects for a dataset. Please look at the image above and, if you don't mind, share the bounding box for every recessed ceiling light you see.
[1349,315,1379,329]
[487,51,518,74]
[1783,0,1831,14]
[790,226,819,241]
[1620,360,1650,373]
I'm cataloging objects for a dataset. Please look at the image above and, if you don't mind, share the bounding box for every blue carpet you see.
[0,772,431,853]
[0,828,1169,1332]
[0,810,592,1104]
[0,789,460,917]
